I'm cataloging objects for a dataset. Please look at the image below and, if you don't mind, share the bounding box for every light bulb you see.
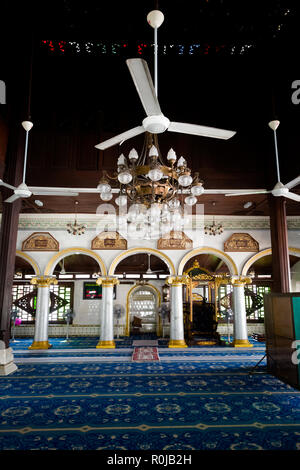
[128,148,138,160]
[148,167,163,181]
[118,171,132,184]
[115,195,127,206]
[178,174,193,187]
[100,192,113,201]
[168,198,180,210]
[177,156,186,167]
[185,195,197,206]
[117,153,126,166]
[97,181,111,193]
[167,148,177,162]
[191,184,204,196]
[149,145,159,157]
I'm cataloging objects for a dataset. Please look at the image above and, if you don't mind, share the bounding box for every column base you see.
[96,340,116,349]
[0,347,18,376]
[231,339,253,348]
[168,339,187,348]
[28,341,52,350]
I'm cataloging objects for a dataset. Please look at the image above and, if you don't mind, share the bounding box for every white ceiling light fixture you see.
[243,201,253,208]
[225,120,300,202]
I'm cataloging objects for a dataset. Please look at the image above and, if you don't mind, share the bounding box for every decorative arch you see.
[125,283,162,337]
[178,246,238,276]
[16,250,41,276]
[44,247,107,276]
[108,247,176,276]
[241,247,300,276]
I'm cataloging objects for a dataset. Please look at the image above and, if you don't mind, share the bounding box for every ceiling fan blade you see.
[204,189,267,195]
[95,126,145,150]
[283,192,300,202]
[0,179,17,191]
[32,190,79,196]
[168,122,236,140]
[4,193,22,203]
[285,176,300,189]
[126,58,162,116]
[225,191,270,197]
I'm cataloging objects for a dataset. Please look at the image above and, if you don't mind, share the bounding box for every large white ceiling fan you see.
[225,120,300,202]
[95,10,236,151]
[1,121,80,203]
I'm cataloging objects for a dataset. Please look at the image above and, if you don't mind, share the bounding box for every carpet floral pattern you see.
[1,350,300,450]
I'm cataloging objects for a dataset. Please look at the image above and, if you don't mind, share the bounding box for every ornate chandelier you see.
[204,217,224,236]
[67,201,87,235]
[97,132,203,237]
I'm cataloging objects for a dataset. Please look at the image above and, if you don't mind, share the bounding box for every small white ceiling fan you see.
[225,120,300,202]
[1,121,80,203]
[146,253,165,274]
[95,10,236,151]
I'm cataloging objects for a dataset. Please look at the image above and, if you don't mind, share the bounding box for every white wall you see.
[13,214,300,329]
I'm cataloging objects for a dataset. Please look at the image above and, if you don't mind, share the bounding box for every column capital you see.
[96,276,119,287]
[230,275,252,286]
[166,275,190,286]
[30,275,58,288]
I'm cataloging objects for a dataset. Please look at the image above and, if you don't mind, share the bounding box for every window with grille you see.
[49,282,73,322]
[245,284,271,321]
[12,282,74,324]
[218,283,271,322]
[12,283,36,323]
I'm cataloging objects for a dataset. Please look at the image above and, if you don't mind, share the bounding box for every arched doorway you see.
[113,251,169,337]
[178,246,238,276]
[126,284,161,336]
[108,247,176,276]
[51,253,106,325]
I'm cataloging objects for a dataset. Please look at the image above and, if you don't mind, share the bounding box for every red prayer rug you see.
[132,347,160,362]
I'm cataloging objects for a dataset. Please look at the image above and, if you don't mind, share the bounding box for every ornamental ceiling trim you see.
[6,214,300,231]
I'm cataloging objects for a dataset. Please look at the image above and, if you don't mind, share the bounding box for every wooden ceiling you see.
[1,1,300,216]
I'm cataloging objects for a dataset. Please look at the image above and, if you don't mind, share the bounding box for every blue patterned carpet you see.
[2,336,300,451]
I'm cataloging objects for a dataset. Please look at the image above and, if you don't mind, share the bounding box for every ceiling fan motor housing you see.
[142,115,170,134]
[16,183,32,198]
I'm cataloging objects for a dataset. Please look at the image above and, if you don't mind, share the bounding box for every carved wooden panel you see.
[91,231,127,250]
[224,233,259,252]
[22,232,59,251]
[157,231,193,250]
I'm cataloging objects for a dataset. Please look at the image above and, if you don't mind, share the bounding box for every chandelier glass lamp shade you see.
[96,133,204,235]
[67,201,87,235]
